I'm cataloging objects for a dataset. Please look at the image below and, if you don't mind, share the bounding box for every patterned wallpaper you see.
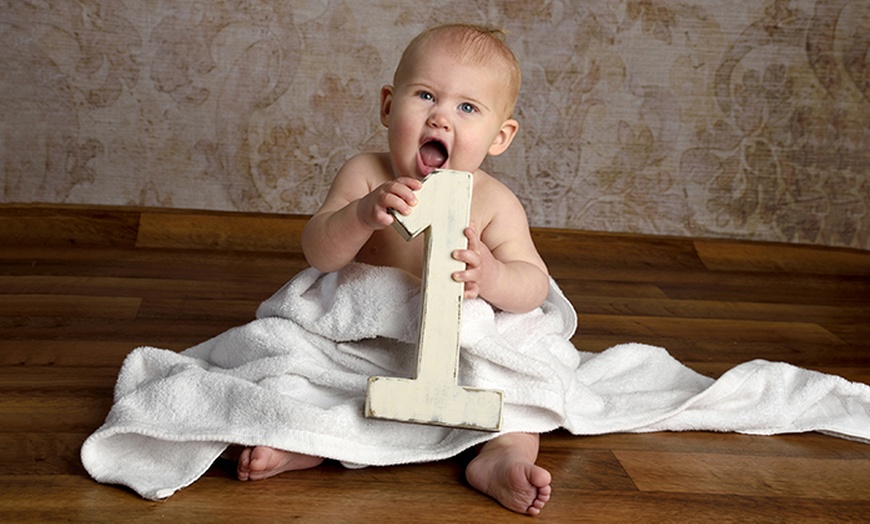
[1,1,868,250]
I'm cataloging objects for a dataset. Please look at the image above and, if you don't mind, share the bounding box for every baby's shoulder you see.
[333,152,393,188]
[472,169,523,207]
[470,169,530,230]
[339,152,391,177]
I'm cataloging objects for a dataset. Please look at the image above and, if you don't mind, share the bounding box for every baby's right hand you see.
[357,177,422,229]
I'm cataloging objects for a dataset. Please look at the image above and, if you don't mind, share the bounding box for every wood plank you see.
[0,294,141,319]
[0,206,140,248]
[615,449,870,499]
[553,267,870,307]
[0,433,91,476]
[546,430,870,460]
[0,473,536,522]
[0,340,180,367]
[0,247,307,284]
[821,320,870,347]
[136,211,306,252]
[577,314,844,344]
[541,491,870,522]
[0,275,283,302]
[695,239,870,276]
[0,369,117,436]
[0,394,112,432]
[135,298,260,322]
[0,367,120,390]
[571,295,866,323]
[535,228,707,272]
[0,204,311,253]
[0,316,244,344]
[1,204,868,521]
[536,447,637,491]
[656,276,870,307]
[2,473,868,522]
[554,278,669,299]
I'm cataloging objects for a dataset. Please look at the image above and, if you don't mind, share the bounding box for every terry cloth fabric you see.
[81,263,870,500]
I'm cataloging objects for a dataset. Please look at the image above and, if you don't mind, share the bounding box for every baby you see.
[236,24,553,516]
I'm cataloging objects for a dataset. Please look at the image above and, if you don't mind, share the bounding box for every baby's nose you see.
[427,110,450,130]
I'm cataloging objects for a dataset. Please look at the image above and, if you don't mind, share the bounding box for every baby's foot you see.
[236,446,323,481]
[466,436,552,515]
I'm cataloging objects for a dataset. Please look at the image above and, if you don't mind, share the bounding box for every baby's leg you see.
[465,432,552,515]
[236,446,323,481]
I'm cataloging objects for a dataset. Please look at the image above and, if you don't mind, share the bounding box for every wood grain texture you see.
[615,450,870,499]
[1,204,869,522]
[136,211,306,252]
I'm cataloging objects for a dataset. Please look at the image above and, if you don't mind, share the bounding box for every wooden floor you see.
[1,204,869,522]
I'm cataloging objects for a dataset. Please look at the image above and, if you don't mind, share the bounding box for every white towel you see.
[80,263,870,500]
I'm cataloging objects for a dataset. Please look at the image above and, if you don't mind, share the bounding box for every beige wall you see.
[2,1,868,249]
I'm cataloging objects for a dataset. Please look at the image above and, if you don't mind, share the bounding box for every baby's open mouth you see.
[419,139,448,170]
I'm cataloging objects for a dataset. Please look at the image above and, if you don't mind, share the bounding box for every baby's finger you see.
[452,248,480,268]
[393,178,422,201]
[452,265,481,284]
[395,176,423,189]
[373,210,395,227]
[463,281,480,299]
[382,192,414,215]
[464,223,481,250]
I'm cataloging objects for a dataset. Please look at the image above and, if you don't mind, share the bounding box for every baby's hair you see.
[394,24,522,117]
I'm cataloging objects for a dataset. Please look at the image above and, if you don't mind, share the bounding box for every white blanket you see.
[81,263,870,500]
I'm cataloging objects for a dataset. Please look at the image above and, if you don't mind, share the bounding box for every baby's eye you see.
[459,102,476,114]
[418,91,434,102]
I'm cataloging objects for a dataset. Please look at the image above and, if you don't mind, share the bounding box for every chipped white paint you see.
[365,170,504,431]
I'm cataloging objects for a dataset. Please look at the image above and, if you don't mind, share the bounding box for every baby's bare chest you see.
[356,226,425,276]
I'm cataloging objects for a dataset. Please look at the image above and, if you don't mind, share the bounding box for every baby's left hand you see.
[451,222,496,300]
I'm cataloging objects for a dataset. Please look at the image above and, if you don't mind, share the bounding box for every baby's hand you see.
[451,222,496,300]
[357,177,422,229]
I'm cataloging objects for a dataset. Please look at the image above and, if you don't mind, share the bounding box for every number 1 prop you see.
[365,170,504,431]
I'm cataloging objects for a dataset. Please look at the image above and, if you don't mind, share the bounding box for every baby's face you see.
[381,44,516,180]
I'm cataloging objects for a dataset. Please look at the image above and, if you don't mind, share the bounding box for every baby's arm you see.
[301,154,421,273]
[452,187,549,314]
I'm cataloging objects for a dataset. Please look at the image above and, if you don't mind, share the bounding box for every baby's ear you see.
[488,118,519,156]
[379,85,394,127]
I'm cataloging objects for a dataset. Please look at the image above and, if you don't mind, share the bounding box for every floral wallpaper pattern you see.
[1,0,868,249]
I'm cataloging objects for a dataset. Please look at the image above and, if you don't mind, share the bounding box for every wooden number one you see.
[365,170,504,431]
